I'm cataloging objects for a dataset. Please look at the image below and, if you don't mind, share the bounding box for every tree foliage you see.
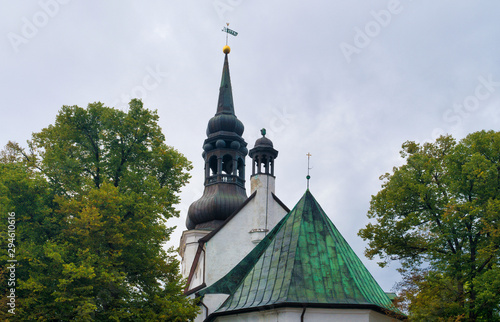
[359,130,500,321]
[0,100,198,321]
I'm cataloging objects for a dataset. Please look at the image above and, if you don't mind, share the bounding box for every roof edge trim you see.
[205,302,407,322]
[185,283,207,297]
[271,192,290,213]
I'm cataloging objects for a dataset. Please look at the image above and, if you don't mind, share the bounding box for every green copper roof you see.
[199,190,400,316]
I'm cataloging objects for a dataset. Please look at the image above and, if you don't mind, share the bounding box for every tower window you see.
[259,156,268,174]
[237,158,245,178]
[222,154,233,175]
[209,155,218,176]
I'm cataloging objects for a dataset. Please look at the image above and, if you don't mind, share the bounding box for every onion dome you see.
[206,114,244,137]
[206,53,244,137]
[186,185,247,230]
[253,129,274,148]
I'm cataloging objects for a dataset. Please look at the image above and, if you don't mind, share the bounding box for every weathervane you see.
[306,153,312,190]
[222,23,238,47]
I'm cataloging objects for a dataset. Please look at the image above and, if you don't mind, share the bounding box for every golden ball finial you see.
[223,45,231,54]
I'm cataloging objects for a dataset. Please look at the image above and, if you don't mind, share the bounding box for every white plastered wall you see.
[179,229,210,284]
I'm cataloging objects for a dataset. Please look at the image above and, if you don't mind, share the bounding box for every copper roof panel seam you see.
[298,213,316,302]
[328,244,343,301]
[241,241,269,309]
[337,233,379,303]
[314,212,335,303]
[267,207,298,305]
[226,278,244,310]
[324,234,341,301]
[260,223,286,305]
[280,209,302,302]
[331,222,366,304]
[235,263,257,310]
[301,204,321,302]
[292,200,310,302]
[326,221,359,303]
[249,247,268,308]
[307,205,328,303]
[275,205,299,303]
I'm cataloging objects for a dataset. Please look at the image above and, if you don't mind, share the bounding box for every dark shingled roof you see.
[199,190,403,319]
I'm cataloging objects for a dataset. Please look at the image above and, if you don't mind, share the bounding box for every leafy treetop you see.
[0,100,198,321]
[359,130,500,321]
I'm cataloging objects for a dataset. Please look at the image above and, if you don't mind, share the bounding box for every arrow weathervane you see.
[222,23,238,46]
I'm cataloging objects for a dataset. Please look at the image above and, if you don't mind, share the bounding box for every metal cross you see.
[306,153,312,190]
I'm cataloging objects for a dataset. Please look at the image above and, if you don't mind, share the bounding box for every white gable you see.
[205,175,288,285]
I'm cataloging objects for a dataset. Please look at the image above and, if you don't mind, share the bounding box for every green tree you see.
[359,130,500,321]
[0,100,198,321]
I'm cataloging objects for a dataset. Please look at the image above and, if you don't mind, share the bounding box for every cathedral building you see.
[179,46,404,322]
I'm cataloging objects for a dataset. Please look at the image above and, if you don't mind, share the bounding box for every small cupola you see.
[249,129,278,177]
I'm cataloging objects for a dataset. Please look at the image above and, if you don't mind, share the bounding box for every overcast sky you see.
[2,1,499,292]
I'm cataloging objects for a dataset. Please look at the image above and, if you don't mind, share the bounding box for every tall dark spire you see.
[216,54,235,115]
[186,48,248,230]
[206,52,244,137]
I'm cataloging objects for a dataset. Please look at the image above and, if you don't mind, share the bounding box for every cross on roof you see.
[306,152,312,190]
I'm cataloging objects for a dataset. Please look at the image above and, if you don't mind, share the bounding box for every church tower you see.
[180,47,289,300]
[247,128,281,242]
[186,47,248,230]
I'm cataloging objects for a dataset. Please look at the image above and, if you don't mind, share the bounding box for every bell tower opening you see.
[249,128,278,178]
